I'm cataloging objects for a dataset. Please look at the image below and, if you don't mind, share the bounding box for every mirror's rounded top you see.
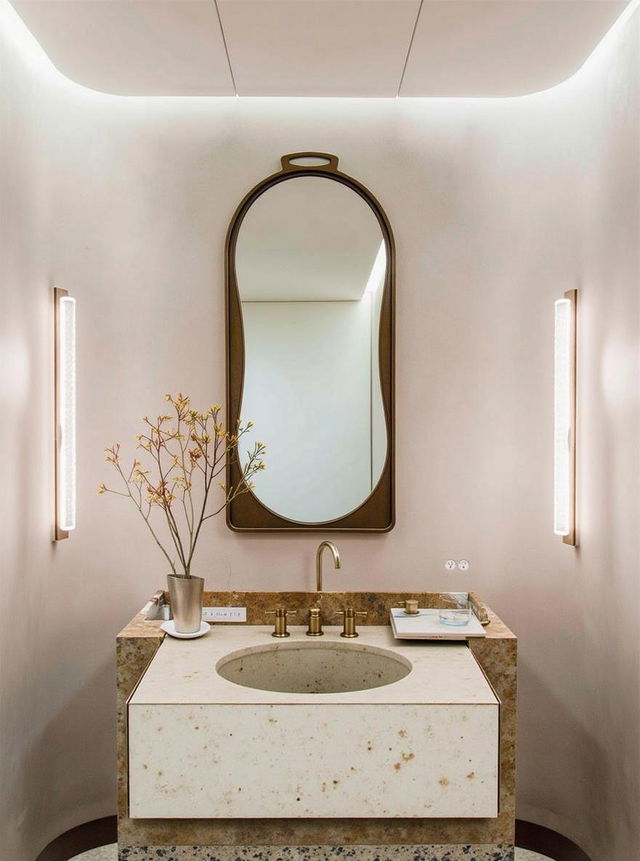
[236,176,383,303]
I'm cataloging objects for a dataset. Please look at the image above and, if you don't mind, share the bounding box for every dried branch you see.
[99,394,266,578]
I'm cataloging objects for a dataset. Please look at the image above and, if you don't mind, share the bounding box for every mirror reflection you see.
[236,176,388,523]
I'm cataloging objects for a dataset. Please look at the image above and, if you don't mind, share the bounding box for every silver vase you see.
[167,574,204,634]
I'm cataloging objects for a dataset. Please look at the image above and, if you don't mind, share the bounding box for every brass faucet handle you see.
[266,607,297,638]
[335,608,367,638]
[334,608,367,617]
[396,599,420,615]
[306,606,324,637]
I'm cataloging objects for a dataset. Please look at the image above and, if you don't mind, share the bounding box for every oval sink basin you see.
[216,641,412,694]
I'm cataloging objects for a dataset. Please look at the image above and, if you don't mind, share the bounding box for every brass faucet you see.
[316,540,341,592]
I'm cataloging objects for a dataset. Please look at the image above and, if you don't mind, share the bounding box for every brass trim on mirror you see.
[225,153,395,532]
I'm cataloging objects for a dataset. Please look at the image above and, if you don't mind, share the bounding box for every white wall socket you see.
[202,607,247,622]
[445,559,471,571]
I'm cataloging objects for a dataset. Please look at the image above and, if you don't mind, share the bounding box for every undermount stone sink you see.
[216,641,412,693]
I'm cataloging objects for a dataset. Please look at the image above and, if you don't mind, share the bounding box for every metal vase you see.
[167,574,204,634]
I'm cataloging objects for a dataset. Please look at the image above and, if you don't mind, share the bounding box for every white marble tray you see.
[390,608,487,640]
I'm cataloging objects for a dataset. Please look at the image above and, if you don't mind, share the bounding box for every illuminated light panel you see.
[55,288,76,538]
[554,289,577,545]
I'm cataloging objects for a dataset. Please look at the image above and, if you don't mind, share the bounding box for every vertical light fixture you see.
[54,287,76,539]
[554,289,577,545]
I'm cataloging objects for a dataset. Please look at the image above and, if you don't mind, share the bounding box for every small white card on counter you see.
[390,608,486,640]
[202,606,247,623]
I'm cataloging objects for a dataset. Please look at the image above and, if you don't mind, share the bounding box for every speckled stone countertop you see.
[116,591,516,850]
[130,626,499,705]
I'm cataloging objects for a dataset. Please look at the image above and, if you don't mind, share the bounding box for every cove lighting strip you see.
[54,287,76,540]
[554,289,577,546]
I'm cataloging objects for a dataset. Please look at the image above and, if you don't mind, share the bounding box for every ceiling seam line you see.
[397,0,423,98]
[214,0,238,95]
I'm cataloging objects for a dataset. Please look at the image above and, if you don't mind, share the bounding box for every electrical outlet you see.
[445,560,457,571]
[202,606,247,623]
[457,559,470,571]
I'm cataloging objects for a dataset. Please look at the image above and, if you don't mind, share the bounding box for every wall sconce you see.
[554,289,577,546]
[54,287,76,540]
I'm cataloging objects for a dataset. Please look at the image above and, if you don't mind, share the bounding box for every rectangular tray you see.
[390,607,487,640]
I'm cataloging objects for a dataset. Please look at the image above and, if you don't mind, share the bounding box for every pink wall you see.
[1,2,638,859]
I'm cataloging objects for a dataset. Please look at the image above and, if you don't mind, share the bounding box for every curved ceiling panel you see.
[8,0,632,97]
[400,0,628,97]
[10,0,235,95]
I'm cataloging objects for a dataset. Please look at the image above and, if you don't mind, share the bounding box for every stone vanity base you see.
[118,845,514,861]
[117,594,517,858]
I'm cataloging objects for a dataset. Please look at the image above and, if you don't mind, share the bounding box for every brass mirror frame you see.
[226,153,395,532]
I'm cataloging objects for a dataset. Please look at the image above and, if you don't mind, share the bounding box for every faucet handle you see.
[335,607,367,638]
[396,599,419,615]
[306,606,324,637]
[266,607,297,638]
[334,608,367,617]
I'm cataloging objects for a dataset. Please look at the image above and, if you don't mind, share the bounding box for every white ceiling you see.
[402,0,628,96]
[10,0,630,98]
[218,0,420,96]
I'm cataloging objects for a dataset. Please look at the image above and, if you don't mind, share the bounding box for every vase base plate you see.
[161,620,210,640]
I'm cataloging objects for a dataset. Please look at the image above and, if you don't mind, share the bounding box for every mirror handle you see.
[280,152,339,173]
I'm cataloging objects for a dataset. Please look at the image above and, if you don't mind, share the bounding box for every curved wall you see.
[0,3,638,859]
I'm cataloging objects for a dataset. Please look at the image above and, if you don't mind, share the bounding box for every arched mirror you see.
[226,153,394,532]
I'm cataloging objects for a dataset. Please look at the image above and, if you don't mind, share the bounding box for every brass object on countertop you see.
[306,607,324,637]
[266,607,296,638]
[396,599,419,615]
[335,607,368,638]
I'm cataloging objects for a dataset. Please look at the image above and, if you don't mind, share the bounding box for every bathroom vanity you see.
[114,159,516,861]
[117,591,516,861]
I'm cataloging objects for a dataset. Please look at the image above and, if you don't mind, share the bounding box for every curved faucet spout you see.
[316,541,341,592]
